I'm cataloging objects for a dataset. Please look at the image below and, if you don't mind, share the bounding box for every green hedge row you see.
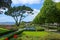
[4,30,24,40]
[0,30,16,36]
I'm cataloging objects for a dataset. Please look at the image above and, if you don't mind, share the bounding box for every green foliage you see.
[43,0,57,23]
[5,5,33,15]
[56,2,60,10]
[37,28,45,31]
[55,2,60,23]
[16,31,60,40]
[0,0,12,8]
[57,27,60,31]
[48,27,57,29]
[33,0,60,24]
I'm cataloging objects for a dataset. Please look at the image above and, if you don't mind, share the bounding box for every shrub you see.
[37,28,45,31]
[0,30,16,36]
[57,28,60,32]
[35,27,45,31]
[48,27,57,29]
[7,30,24,39]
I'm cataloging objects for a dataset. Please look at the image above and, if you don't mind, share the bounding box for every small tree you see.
[5,5,33,26]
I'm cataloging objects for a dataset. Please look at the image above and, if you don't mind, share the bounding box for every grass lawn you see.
[16,31,60,40]
[17,31,49,40]
[23,31,49,37]
[0,28,9,33]
[0,28,60,40]
[0,31,60,40]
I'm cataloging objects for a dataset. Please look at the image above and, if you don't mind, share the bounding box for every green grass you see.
[16,31,60,40]
[1,31,60,40]
[0,27,60,40]
[23,31,49,37]
[16,31,49,40]
[0,28,9,33]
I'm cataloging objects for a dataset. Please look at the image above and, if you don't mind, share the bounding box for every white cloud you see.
[31,9,40,21]
[23,9,40,22]
[0,8,8,14]
[32,9,40,18]
[12,0,41,4]
[53,0,60,2]
[0,9,40,22]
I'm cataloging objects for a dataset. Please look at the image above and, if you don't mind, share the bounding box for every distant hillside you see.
[0,22,15,25]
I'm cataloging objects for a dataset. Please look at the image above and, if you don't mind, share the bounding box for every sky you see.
[0,0,60,22]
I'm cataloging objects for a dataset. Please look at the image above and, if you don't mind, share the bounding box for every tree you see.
[33,0,57,24]
[0,0,12,14]
[32,6,46,24]
[5,5,33,26]
[42,0,57,23]
[55,2,60,27]
[0,0,12,8]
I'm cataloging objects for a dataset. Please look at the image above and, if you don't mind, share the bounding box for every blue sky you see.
[0,0,60,22]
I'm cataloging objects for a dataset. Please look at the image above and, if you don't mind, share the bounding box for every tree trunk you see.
[18,14,23,27]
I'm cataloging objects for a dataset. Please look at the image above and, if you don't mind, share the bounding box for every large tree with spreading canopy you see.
[5,5,33,26]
